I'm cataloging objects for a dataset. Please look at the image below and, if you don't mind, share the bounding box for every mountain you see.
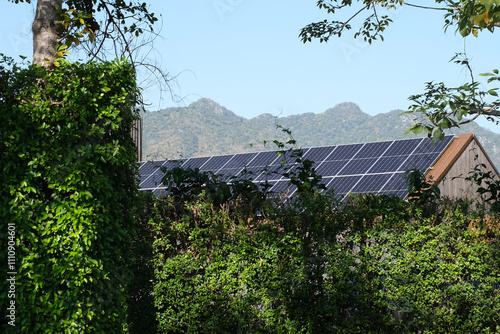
[142,98,500,168]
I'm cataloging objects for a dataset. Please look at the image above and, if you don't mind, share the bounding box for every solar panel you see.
[182,156,210,169]
[215,167,244,181]
[326,176,363,198]
[315,160,348,176]
[325,143,363,160]
[270,180,297,195]
[138,135,455,200]
[368,156,408,173]
[382,138,422,156]
[223,152,258,168]
[338,157,379,176]
[302,146,336,162]
[139,159,184,190]
[354,141,393,159]
[352,174,393,193]
[138,161,166,189]
[247,151,280,167]
[201,154,234,171]
[237,166,266,180]
[398,153,440,172]
[382,173,408,192]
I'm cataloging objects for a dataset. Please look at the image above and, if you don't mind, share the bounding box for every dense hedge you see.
[0,56,139,333]
[146,174,500,333]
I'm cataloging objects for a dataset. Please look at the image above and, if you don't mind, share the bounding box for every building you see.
[138,133,499,203]
[427,133,499,202]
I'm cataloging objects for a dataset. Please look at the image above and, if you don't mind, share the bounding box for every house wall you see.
[437,139,498,201]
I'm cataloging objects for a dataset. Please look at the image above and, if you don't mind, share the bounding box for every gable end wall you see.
[437,139,498,201]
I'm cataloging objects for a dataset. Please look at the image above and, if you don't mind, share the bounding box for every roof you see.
[138,135,463,200]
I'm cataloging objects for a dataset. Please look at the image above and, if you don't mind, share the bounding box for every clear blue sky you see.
[2,1,499,133]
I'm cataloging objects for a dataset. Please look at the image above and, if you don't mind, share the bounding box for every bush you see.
[146,176,500,333]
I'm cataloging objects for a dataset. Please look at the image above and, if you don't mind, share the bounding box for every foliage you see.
[299,0,500,44]
[374,208,500,333]
[10,0,158,60]
[160,166,271,218]
[404,168,441,216]
[150,189,378,333]
[0,56,140,333]
[466,163,500,214]
[137,142,500,332]
[404,55,500,141]
[126,191,159,334]
[300,1,500,142]
[145,178,500,333]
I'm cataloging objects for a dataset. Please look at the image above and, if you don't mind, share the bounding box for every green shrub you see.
[372,208,500,333]
[126,192,158,333]
[0,56,139,333]
[147,179,500,333]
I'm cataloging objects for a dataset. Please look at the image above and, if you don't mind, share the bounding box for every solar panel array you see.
[138,135,455,200]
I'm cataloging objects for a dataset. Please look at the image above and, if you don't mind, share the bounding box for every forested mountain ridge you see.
[142,98,500,168]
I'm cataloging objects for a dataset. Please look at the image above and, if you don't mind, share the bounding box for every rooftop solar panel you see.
[315,160,347,176]
[382,138,422,156]
[398,153,440,172]
[355,141,393,159]
[302,146,337,162]
[138,135,455,200]
[270,180,297,195]
[182,157,210,169]
[138,160,162,176]
[140,169,165,189]
[413,135,453,154]
[352,174,393,193]
[247,151,281,167]
[236,166,265,180]
[381,173,408,192]
[368,156,408,173]
[325,143,363,161]
[327,175,362,194]
[215,167,244,181]
[338,157,379,176]
[138,160,167,189]
[223,152,258,168]
[201,154,234,171]
[254,168,288,182]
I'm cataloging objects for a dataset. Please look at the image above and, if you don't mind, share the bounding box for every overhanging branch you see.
[469,105,500,117]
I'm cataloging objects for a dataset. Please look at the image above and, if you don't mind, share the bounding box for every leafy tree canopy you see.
[300,0,500,141]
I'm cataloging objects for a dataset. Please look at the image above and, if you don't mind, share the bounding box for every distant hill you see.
[142,98,500,168]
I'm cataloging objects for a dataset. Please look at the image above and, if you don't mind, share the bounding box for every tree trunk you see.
[32,0,64,67]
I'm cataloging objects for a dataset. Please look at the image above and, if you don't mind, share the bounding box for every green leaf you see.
[433,127,445,143]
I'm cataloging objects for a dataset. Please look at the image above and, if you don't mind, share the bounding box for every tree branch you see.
[404,3,450,11]
[339,1,374,36]
[469,105,500,117]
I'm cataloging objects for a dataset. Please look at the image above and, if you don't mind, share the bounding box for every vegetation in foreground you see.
[129,153,500,334]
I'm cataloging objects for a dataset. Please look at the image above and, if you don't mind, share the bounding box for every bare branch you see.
[404,3,449,10]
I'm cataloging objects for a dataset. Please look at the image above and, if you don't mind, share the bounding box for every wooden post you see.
[132,117,142,162]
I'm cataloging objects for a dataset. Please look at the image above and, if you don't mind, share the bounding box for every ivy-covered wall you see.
[0,56,139,333]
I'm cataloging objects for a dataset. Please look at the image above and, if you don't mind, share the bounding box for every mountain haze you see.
[143,98,500,168]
